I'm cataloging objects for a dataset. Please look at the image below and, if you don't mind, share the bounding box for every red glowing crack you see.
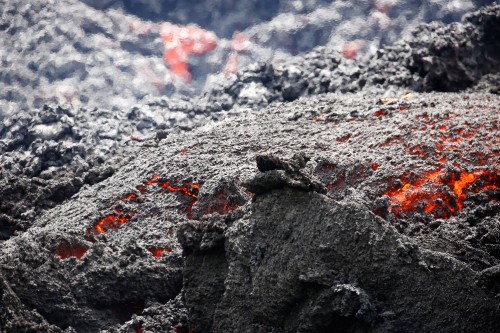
[61,174,245,260]
[385,168,498,219]
[86,208,137,236]
[56,240,88,260]
[148,246,172,258]
[84,175,201,240]
[203,191,241,215]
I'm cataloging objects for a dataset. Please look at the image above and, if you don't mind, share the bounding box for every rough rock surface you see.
[1,2,500,333]
[1,91,499,332]
[181,189,498,332]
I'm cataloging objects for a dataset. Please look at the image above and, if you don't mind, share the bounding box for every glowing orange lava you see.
[384,168,498,219]
[137,175,160,193]
[160,23,217,81]
[156,180,200,199]
[118,193,138,201]
[87,208,137,235]
[407,144,428,157]
[341,40,364,59]
[336,135,350,142]
[181,144,198,156]
[86,176,202,239]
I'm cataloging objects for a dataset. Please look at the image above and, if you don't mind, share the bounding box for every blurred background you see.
[1,0,494,115]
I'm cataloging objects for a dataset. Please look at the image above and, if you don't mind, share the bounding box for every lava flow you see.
[160,23,217,81]
[384,167,498,219]
[84,175,201,240]
[86,208,137,236]
[156,180,200,199]
[156,180,200,218]
[202,190,241,215]
[118,193,138,201]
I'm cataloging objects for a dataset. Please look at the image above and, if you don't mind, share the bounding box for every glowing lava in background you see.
[160,23,217,81]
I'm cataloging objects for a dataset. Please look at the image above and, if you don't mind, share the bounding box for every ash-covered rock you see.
[0,96,224,240]
[1,2,500,332]
[0,92,499,332]
[102,294,190,333]
[0,103,120,241]
[0,274,66,333]
[182,188,499,332]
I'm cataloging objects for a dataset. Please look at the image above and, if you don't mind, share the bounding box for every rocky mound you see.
[1,91,499,332]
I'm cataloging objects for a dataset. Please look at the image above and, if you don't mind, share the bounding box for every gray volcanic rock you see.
[0,92,499,332]
[203,3,500,112]
[244,154,327,194]
[181,188,499,332]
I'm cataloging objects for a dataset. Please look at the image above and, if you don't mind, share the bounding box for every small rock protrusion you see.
[245,154,326,195]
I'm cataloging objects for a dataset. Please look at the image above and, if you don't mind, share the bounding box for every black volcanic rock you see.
[245,154,326,194]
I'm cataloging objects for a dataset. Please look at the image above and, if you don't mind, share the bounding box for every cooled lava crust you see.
[0,92,499,332]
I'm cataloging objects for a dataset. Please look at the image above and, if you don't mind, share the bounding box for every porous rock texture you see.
[1,91,499,332]
[1,2,500,333]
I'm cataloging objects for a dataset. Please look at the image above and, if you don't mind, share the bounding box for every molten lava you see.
[160,23,217,81]
[156,180,199,199]
[118,193,138,201]
[341,40,364,59]
[224,52,239,75]
[181,144,198,156]
[149,246,172,258]
[56,240,88,260]
[87,208,136,235]
[86,176,202,238]
[336,135,350,142]
[385,168,498,219]
[137,175,160,193]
